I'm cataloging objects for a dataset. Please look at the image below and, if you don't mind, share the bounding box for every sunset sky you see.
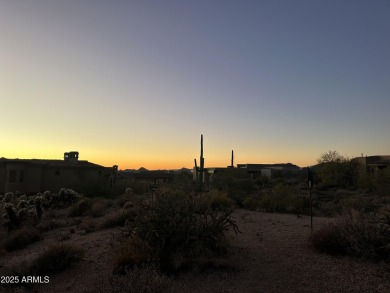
[1,0,389,170]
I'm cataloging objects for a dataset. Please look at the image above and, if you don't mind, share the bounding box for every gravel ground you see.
[1,209,389,293]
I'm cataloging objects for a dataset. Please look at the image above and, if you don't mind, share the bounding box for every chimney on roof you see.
[64,151,79,162]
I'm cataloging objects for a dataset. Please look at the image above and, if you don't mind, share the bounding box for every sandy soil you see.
[1,209,389,293]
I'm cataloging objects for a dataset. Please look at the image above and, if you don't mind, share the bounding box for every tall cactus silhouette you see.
[231,150,234,168]
[199,134,205,186]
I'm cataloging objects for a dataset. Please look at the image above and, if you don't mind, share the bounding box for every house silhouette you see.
[0,151,115,194]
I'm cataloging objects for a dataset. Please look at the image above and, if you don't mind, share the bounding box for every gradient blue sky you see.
[1,0,389,169]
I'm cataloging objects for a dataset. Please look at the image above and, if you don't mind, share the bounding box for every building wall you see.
[4,163,28,194]
[42,167,77,192]
[0,165,7,194]
[0,163,111,194]
[42,167,110,193]
[22,165,43,194]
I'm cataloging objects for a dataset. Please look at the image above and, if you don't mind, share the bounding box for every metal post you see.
[308,167,313,232]
[309,185,313,232]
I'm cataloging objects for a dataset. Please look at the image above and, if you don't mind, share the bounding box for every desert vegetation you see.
[1,151,390,292]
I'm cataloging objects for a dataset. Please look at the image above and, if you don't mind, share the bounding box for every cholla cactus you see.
[4,203,19,228]
[17,200,28,209]
[17,208,30,223]
[59,188,66,198]
[123,201,134,209]
[43,191,51,200]
[19,194,27,202]
[4,192,14,203]
[63,189,80,205]
[1,213,11,231]
[34,197,43,220]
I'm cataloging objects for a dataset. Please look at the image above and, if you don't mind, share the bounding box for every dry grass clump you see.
[259,183,305,214]
[89,198,112,217]
[2,226,42,252]
[209,189,234,209]
[30,243,84,275]
[99,208,137,229]
[242,196,262,211]
[5,243,84,291]
[85,264,173,293]
[68,198,92,217]
[79,219,97,234]
[113,236,152,274]
[310,209,390,260]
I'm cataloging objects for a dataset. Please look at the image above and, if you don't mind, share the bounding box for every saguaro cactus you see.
[199,134,204,186]
[231,150,234,168]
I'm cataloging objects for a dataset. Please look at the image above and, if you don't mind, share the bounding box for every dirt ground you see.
[1,209,389,293]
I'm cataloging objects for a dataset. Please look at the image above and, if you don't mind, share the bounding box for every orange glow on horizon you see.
[0,149,317,170]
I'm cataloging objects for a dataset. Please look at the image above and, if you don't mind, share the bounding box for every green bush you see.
[310,209,390,259]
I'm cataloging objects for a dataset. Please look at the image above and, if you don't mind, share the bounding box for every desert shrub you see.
[372,168,390,197]
[2,203,20,230]
[19,194,27,202]
[259,183,304,214]
[212,170,255,206]
[68,198,91,217]
[113,236,152,274]
[99,208,137,229]
[113,179,148,196]
[310,209,390,259]
[334,195,377,215]
[123,201,134,209]
[209,189,234,209]
[125,190,239,272]
[37,218,70,232]
[6,243,83,283]
[30,243,84,275]
[86,264,173,293]
[79,219,97,234]
[227,189,248,207]
[60,188,81,205]
[2,226,42,251]
[34,196,43,220]
[242,196,261,211]
[316,150,359,188]
[89,198,112,217]
[48,188,81,208]
[4,192,14,203]
[16,200,27,209]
